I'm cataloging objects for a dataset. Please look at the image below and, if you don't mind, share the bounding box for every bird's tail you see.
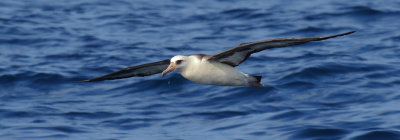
[249,75,264,88]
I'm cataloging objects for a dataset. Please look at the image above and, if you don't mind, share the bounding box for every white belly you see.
[180,61,252,86]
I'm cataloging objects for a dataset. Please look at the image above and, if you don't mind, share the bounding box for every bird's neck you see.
[178,56,201,74]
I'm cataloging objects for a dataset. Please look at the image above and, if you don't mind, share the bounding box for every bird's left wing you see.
[207,31,355,67]
[83,59,170,82]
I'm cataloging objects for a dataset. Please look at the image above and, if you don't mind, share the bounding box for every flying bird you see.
[84,31,355,87]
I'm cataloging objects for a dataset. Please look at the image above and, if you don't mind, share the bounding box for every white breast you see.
[179,56,252,86]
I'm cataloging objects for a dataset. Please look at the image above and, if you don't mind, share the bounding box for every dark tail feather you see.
[249,75,264,88]
[253,75,262,83]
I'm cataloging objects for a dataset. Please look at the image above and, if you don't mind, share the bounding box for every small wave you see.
[61,111,121,119]
[304,6,390,21]
[269,110,305,121]
[33,26,70,36]
[189,87,274,109]
[18,126,86,133]
[221,8,257,15]
[100,118,158,130]
[351,130,400,140]
[0,17,39,25]
[0,26,35,36]
[175,110,249,120]
[44,53,88,60]
[276,81,315,91]
[111,123,150,130]
[211,123,248,131]
[0,72,72,87]
[384,35,400,43]
[220,8,270,20]
[281,27,354,36]
[1,110,41,118]
[29,134,69,139]
[341,6,384,16]
[290,127,348,139]
[0,38,67,46]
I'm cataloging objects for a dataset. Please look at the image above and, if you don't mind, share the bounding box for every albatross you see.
[84,31,355,87]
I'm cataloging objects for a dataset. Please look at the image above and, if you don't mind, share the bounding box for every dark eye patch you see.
[176,60,183,64]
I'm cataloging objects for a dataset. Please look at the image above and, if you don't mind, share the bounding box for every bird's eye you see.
[176,60,183,64]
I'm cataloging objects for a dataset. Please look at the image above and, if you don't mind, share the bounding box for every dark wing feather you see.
[83,59,170,82]
[208,31,355,67]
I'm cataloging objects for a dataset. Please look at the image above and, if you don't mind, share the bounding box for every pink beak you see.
[162,62,176,77]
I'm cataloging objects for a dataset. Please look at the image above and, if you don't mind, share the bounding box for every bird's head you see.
[162,55,189,76]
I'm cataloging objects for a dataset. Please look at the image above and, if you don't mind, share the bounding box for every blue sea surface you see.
[1,0,400,139]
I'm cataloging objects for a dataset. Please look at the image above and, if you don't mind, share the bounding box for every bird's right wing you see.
[83,59,170,82]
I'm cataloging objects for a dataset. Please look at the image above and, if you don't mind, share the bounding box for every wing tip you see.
[341,30,356,35]
[330,30,356,37]
[317,30,356,40]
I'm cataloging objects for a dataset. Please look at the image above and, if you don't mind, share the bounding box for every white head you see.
[161,55,189,76]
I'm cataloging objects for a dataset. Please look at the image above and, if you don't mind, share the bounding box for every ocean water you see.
[1,0,400,139]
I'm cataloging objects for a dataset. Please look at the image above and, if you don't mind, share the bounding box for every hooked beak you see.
[162,62,176,77]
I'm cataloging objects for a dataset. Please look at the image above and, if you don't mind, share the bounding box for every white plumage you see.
[169,55,261,87]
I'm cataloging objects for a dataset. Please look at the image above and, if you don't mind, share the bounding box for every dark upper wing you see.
[207,31,356,67]
[83,59,170,82]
